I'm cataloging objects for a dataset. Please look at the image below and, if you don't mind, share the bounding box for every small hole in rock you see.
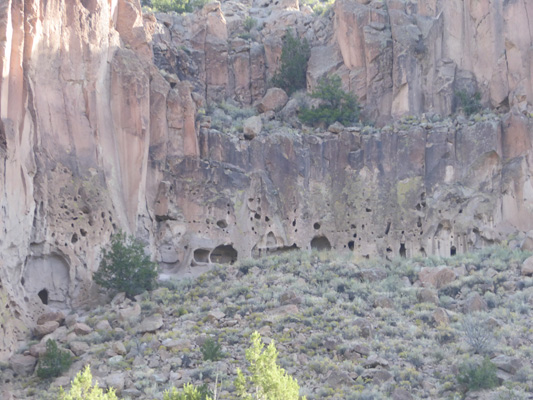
[313,222,321,230]
[38,289,49,305]
[217,220,228,229]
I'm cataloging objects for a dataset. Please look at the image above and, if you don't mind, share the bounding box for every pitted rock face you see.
[2,0,533,362]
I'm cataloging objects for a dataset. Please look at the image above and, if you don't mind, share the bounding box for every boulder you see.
[72,323,92,336]
[69,341,89,356]
[491,355,523,375]
[417,288,439,305]
[9,354,37,376]
[464,293,488,313]
[112,342,127,356]
[419,266,456,288]
[328,121,345,133]
[118,303,141,321]
[137,314,164,333]
[37,311,65,326]
[257,88,288,113]
[521,256,533,276]
[95,320,112,331]
[106,372,126,392]
[34,321,60,338]
[243,116,262,140]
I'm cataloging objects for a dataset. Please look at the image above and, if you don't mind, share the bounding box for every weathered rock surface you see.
[2,0,533,363]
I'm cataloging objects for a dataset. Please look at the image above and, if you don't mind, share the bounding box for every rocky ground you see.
[3,246,533,399]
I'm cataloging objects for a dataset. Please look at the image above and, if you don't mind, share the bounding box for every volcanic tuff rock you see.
[1,0,533,362]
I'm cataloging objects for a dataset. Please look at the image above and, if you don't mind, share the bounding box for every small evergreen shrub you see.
[271,30,310,95]
[299,75,360,127]
[235,331,306,400]
[458,357,499,391]
[243,17,258,32]
[37,339,73,379]
[201,338,224,361]
[164,383,212,400]
[94,231,158,298]
[58,365,118,400]
[456,90,482,116]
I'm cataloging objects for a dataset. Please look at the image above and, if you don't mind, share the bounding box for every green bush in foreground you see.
[235,331,306,400]
[299,75,360,127]
[59,365,117,400]
[458,357,499,392]
[37,339,72,379]
[163,383,212,400]
[94,231,158,298]
[271,30,310,95]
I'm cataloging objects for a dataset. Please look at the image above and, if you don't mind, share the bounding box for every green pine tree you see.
[93,231,158,298]
[271,30,310,95]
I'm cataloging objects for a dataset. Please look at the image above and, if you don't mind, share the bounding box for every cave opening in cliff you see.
[38,289,49,305]
[399,243,406,258]
[311,236,331,251]
[450,246,456,256]
[210,245,238,264]
[193,249,210,264]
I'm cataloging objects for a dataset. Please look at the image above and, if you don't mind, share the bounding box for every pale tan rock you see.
[207,310,226,322]
[73,323,92,336]
[34,321,60,338]
[521,256,533,276]
[9,354,37,376]
[464,293,488,313]
[417,288,439,305]
[419,266,456,288]
[95,320,112,331]
[137,315,164,333]
[113,342,127,356]
[432,308,450,326]
[106,372,126,391]
[70,341,90,356]
[118,304,141,321]
[243,116,262,140]
[37,311,65,326]
[257,88,289,113]
[29,342,47,358]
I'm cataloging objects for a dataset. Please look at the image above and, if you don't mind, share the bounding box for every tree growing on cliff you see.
[94,232,157,298]
[271,30,310,95]
[299,75,360,127]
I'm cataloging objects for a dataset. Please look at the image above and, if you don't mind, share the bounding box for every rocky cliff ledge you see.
[1,0,533,360]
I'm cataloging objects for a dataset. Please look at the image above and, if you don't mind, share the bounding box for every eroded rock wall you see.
[0,0,197,360]
[2,0,533,363]
[152,0,533,121]
[152,113,533,277]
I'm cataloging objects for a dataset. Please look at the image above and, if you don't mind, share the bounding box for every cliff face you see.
[0,0,198,360]
[1,0,533,361]
[153,0,533,122]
